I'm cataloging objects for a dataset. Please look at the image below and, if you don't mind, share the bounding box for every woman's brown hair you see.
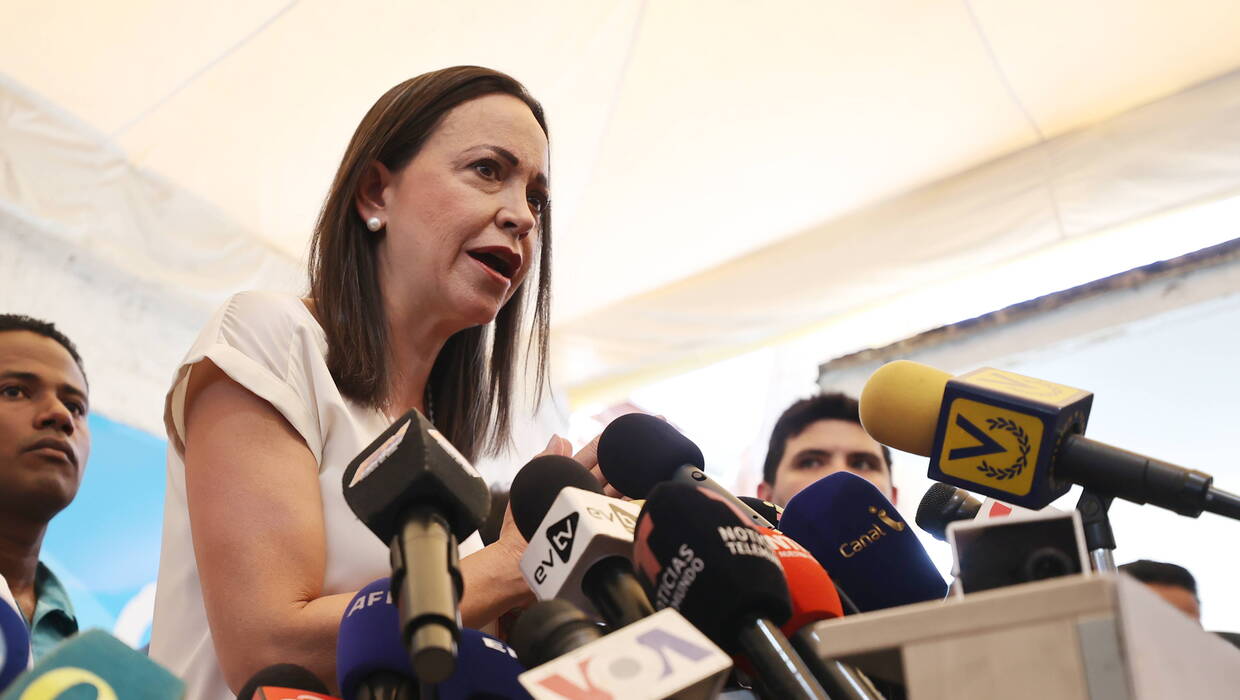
[308,66,551,461]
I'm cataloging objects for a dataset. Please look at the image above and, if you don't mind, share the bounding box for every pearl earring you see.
[366,217,383,232]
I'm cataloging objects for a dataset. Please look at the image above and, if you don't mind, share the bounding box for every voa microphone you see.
[512,600,731,700]
[860,360,1240,518]
[341,409,491,683]
[510,455,653,628]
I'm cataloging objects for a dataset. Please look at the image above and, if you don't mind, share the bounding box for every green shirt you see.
[28,562,78,660]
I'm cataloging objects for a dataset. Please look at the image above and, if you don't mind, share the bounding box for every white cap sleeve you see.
[164,292,325,463]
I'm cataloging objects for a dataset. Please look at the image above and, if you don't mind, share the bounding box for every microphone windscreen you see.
[510,455,602,540]
[337,578,531,699]
[597,413,704,499]
[337,578,412,700]
[916,482,982,541]
[780,472,948,612]
[236,663,329,699]
[509,599,603,667]
[438,629,532,700]
[740,496,784,527]
[858,360,951,456]
[0,629,184,698]
[757,527,843,633]
[632,482,790,653]
[0,597,29,690]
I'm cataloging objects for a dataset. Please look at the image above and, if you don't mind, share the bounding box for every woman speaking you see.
[149,66,581,697]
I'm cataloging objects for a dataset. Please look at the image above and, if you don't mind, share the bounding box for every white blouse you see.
[149,291,481,699]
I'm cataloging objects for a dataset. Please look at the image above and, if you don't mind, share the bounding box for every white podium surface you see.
[802,574,1240,699]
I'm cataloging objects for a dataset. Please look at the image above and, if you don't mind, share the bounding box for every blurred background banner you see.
[3,0,1239,638]
[41,413,166,648]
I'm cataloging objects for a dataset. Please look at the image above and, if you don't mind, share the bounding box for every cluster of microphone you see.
[1,360,1235,699]
[498,412,953,699]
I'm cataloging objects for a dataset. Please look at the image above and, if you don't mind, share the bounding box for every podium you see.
[800,574,1240,699]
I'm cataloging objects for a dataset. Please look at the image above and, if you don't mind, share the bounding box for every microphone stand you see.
[1075,488,1117,572]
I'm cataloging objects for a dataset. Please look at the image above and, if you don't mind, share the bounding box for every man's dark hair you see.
[762,392,891,485]
[0,314,87,382]
[1119,559,1198,596]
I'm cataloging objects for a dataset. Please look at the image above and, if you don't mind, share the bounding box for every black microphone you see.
[236,664,333,700]
[341,409,491,683]
[860,360,1240,519]
[916,482,983,541]
[632,481,828,699]
[510,455,654,628]
[598,413,773,528]
[740,495,784,527]
[509,599,604,668]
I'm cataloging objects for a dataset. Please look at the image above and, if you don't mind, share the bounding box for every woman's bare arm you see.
[183,359,352,690]
[182,360,551,690]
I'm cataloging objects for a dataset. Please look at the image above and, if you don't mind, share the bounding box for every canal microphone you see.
[780,472,948,612]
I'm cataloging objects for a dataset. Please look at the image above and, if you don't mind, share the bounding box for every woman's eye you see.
[472,160,500,179]
[527,194,548,214]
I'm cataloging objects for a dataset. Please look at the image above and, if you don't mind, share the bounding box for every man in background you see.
[757,393,897,507]
[0,314,88,658]
[1119,559,1201,622]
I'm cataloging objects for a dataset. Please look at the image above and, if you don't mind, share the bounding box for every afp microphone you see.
[633,482,829,699]
[598,413,774,528]
[338,578,532,700]
[780,472,948,612]
[510,455,653,628]
[860,360,1240,518]
[341,409,491,683]
[0,629,184,700]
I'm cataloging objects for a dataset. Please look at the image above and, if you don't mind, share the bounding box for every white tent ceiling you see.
[4,0,1240,429]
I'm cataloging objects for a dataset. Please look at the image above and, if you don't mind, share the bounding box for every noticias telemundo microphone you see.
[633,481,829,699]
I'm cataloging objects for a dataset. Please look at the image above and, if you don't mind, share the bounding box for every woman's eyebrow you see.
[471,144,548,187]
